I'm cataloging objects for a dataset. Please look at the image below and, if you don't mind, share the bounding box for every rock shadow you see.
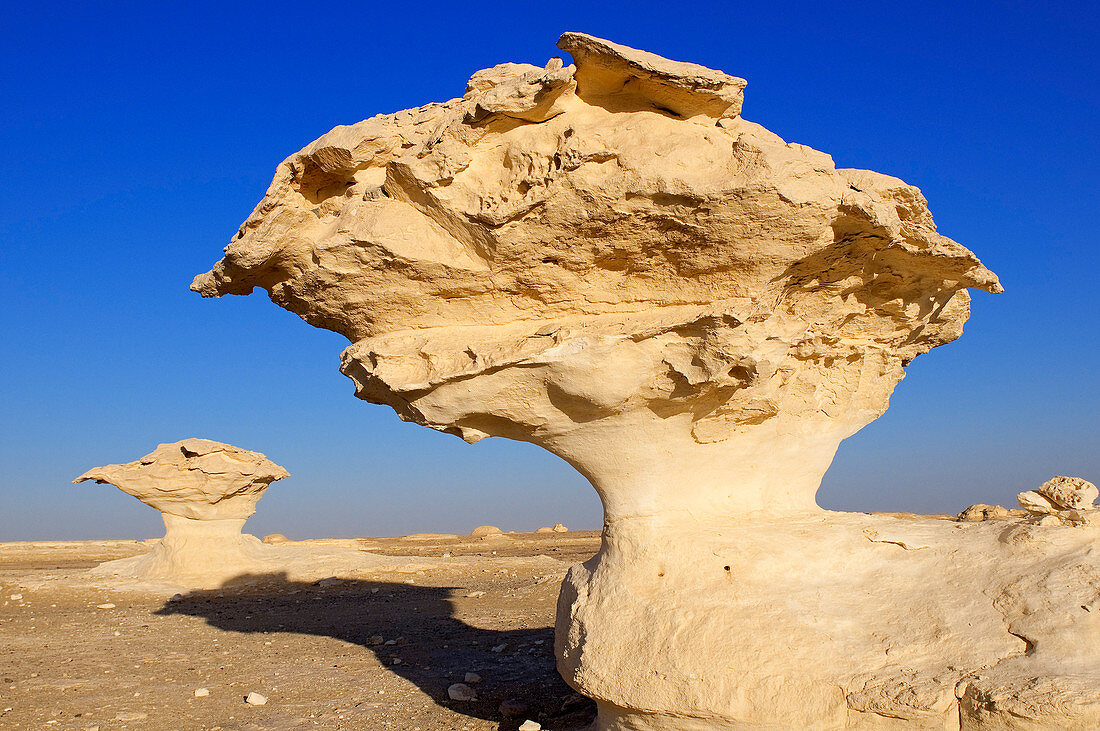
[154,573,595,729]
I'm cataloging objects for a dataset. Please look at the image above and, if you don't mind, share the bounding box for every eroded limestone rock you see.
[193,33,1098,729]
[75,440,415,588]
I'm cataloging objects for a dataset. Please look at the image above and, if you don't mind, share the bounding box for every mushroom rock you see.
[192,33,1100,729]
[75,439,414,588]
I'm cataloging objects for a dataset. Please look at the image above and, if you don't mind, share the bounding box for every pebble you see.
[491,643,507,653]
[10,595,22,601]
[365,635,384,646]
[447,683,477,701]
[245,692,267,706]
[499,698,528,717]
[96,603,115,609]
[194,688,209,697]
[464,672,482,684]
[519,721,541,731]
[464,591,486,598]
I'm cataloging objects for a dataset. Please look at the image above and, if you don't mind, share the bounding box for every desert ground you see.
[0,531,601,730]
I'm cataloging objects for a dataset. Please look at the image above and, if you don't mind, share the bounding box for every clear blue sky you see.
[2,1,1096,540]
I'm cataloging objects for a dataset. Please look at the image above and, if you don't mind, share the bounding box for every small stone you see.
[464,591,485,598]
[365,635,384,646]
[194,688,210,697]
[519,721,541,730]
[9,594,21,601]
[96,603,115,609]
[245,692,267,706]
[391,657,402,665]
[499,698,528,717]
[464,672,482,684]
[1036,514,1064,527]
[491,643,507,653]
[383,639,397,646]
[114,712,147,722]
[169,593,183,602]
[447,683,477,701]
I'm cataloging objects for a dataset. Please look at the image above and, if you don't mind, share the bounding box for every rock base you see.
[90,514,422,589]
[556,512,1100,730]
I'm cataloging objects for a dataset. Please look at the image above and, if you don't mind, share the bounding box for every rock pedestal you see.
[192,33,1098,728]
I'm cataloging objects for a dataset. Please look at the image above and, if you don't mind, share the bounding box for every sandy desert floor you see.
[0,532,601,730]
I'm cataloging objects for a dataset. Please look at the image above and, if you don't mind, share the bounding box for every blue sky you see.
[2,1,1096,539]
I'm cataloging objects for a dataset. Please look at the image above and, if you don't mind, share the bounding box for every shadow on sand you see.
[154,573,596,730]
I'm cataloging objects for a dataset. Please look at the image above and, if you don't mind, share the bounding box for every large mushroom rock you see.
[193,33,1099,730]
[75,439,414,588]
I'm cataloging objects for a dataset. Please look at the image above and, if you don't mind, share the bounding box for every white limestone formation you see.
[75,439,414,587]
[192,33,1099,729]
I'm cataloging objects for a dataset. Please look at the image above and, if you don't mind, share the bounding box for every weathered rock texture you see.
[75,440,412,587]
[193,33,1099,729]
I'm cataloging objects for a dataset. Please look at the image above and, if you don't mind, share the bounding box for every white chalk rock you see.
[245,692,267,706]
[1036,475,1098,510]
[193,31,1100,731]
[75,440,420,588]
[447,683,477,701]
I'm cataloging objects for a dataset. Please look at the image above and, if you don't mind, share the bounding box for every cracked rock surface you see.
[193,32,1097,730]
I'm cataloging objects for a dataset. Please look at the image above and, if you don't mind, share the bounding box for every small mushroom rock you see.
[192,31,1099,731]
[75,439,423,587]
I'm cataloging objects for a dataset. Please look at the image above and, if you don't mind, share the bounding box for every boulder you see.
[192,33,1099,729]
[1036,475,1098,510]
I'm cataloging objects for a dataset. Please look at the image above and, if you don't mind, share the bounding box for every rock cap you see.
[74,438,289,520]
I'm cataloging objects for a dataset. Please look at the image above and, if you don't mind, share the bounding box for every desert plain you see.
[0,530,601,730]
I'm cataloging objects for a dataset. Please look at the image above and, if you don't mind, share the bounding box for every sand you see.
[0,532,600,730]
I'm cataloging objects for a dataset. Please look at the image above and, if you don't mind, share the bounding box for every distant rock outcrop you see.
[192,32,1098,730]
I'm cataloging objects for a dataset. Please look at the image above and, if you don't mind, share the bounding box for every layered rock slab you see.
[75,440,416,588]
[192,32,1097,729]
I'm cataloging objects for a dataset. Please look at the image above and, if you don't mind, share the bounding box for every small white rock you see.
[491,643,507,653]
[447,682,477,701]
[245,692,267,705]
[96,603,116,609]
[464,672,482,684]
[10,594,22,601]
[194,688,209,697]
[519,721,541,730]
[464,591,485,598]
